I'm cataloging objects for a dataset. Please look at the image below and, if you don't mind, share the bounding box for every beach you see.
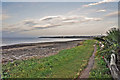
[2,40,83,63]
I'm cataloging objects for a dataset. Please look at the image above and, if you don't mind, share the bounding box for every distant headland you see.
[38,35,104,38]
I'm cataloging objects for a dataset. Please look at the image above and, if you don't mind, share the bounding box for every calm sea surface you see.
[1,37,87,46]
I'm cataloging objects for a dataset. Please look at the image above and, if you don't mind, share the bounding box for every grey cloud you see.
[23,19,38,26]
[34,24,61,29]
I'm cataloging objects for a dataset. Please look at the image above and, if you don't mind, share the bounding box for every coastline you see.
[2,39,85,63]
[1,37,89,47]
[1,39,85,49]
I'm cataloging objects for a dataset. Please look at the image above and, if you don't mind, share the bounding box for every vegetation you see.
[90,28,120,78]
[95,28,120,61]
[2,40,95,78]
[89,42,112,78]
[3,28,119,79]
[89,56,112,78]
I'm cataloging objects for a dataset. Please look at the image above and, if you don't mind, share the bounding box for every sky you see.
[1,0,120,37]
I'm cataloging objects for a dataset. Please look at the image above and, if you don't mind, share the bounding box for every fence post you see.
[104,54,120,80]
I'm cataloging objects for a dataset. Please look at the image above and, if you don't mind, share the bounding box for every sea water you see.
[1,37,86,46]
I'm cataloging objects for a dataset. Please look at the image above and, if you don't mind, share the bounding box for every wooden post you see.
[104,57,120,80]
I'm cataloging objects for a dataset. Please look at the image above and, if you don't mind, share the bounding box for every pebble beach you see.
[1,40,83,63]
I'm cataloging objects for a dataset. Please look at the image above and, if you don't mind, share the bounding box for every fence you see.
[104,56,120,80]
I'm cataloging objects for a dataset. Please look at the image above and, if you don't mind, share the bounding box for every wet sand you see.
[1,40,83,63]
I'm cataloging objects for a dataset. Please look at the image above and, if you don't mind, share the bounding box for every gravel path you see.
[77,43,97,79]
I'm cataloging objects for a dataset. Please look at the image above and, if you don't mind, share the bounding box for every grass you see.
[89,56,112,78]
[89,42,112,78]
[2,40,95,78]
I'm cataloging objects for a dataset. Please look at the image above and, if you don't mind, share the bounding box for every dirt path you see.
[76,43,97,79]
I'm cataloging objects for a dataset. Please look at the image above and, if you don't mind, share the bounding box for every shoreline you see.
[2,39,86,63]
[1,39,87,49]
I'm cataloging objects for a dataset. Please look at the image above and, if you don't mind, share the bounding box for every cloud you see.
[83,0,117,7]
[39,15,79,21]
[33,24,61,29]
[105,11,120,17]
[40,16,60,21]
[3,15,102,33]
[22,19,38,27]
[96,9,106,12]
[1,14,10,20]
[83,17,102,21]
[3,20,35,33]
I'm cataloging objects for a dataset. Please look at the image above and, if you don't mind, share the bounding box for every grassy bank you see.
[89,42,112,78]
[2,40,95,78]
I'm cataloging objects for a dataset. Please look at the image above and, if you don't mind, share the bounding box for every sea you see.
[0,37,87,46]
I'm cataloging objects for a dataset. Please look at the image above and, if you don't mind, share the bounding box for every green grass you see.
[2,40,95,78]
[89,42,112,78]
[89,56,112,78]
